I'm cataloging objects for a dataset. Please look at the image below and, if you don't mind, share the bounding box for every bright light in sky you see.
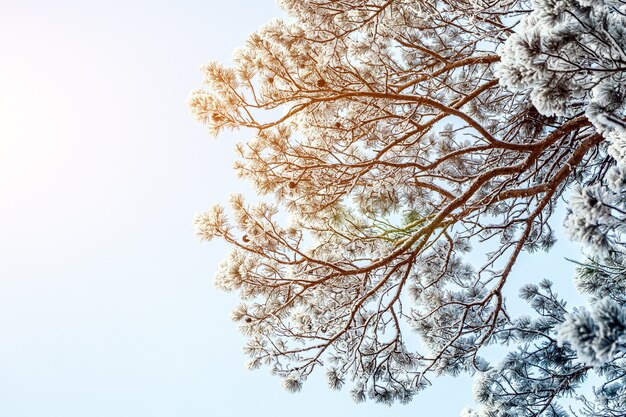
[0,1,587,416]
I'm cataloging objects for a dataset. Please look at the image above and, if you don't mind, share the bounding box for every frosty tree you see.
[189,0,626,413]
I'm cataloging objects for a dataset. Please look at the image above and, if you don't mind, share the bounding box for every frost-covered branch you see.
[189,0,626,409]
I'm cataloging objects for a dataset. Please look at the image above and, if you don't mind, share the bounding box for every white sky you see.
[0,1,588,416]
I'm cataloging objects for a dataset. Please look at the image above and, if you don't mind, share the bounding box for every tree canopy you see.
[189,0,626,414]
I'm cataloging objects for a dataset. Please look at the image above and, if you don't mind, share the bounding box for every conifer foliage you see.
[189,0,626,413]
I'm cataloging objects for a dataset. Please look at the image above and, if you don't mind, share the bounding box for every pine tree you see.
[189,0,626,411]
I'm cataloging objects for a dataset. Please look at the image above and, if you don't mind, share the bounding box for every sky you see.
[0,1,589,416]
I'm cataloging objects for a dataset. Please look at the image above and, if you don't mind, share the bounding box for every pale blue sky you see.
[0,1,587,416]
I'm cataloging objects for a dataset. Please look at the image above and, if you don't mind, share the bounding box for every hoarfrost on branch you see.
[189,0,626,413]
